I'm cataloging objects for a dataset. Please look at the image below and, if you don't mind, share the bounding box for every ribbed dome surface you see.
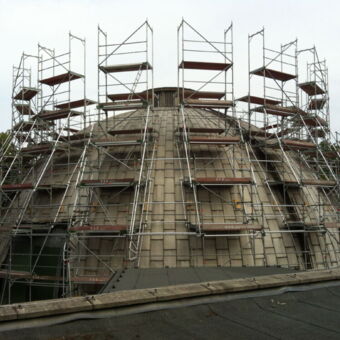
[1,104,339,296]
[63,106,339,288]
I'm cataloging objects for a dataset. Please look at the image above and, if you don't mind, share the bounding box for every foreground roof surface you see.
[2,281,340,339]
[1,268,340,339]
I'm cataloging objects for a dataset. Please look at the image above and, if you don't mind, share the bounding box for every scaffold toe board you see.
[39,71,84,86]
[94,139,142,147]
[178,127,225,134]
[182,90,226,100]
[299,81,325,96]
[39,109,82,120]
[1,183,34,191]
[184,99,233,109]
[55,99,96,109]
[13,87,39,101]
[237,95,281,106]
[99,62,152,74]
[250,66,297,81]
[108,128,153,135]
[251,104,307,117]
[188,136,240,145]
[79,178,136,188]
[107,92,148,101]
[70,225,128,234]
[308,98,327,110]
[188,177,253,186]
[179,61,232,71]
[14,104,35,115]
[99,101,145,111]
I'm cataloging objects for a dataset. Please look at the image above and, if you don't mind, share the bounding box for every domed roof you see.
[1,101,339,296]
[51,103,337,293]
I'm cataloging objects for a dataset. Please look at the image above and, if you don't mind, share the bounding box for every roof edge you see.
[0,268,339,323]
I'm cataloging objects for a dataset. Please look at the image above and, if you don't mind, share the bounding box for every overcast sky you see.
[1,0,339,135]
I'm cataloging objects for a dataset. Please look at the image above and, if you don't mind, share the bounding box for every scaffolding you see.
[0,21,340,304]
[176,20,264,271]
[56,21,157,296]
[97,21,154,124]
[177,19,234,115]
[236,27,340,269]
[0,32,95,303]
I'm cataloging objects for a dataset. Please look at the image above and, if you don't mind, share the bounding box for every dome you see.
[2,91,339,297]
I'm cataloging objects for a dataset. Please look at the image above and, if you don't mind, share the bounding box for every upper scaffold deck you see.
[237,95,281,106]
[99,62,152,74]
[179,61,232,71]
[13,87,39,101]
[107,92,148,101]
[250,66,296,82]
[251,104,307,117]
[38,109,82,121]
[55,99,96,110]
[39,71,84,86]
[298,81,325,96]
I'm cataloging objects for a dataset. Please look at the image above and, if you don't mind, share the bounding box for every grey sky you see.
[0,0,339,134]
